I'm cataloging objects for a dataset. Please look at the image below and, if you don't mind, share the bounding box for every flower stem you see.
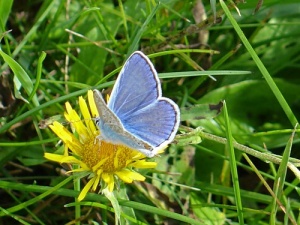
[73,166,81,225]
[200,131,300,167]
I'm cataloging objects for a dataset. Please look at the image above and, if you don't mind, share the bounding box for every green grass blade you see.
[159,70,251,79]
[0,176,73,216]
[28,51,46,103]
[0,180,204,224]
[126,3,160,56]
[223,101,244,224]
[271,125,297,225]
[11,1,57,58]
[220,0,298,127]
[0,207,31,225]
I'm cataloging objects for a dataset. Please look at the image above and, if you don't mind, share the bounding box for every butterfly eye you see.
[94,118,100,126]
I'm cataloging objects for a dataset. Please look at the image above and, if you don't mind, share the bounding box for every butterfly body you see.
[93,51,180,157]
[93,90,153,156]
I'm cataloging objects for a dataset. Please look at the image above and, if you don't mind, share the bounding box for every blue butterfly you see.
[93,51,180,157]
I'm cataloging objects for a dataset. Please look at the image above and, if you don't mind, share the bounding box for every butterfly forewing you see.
[108,52,161,119]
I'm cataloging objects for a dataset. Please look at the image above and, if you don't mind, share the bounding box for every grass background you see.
[0,0,300,224]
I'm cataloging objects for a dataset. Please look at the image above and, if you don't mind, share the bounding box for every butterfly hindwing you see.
[122,97,179,148]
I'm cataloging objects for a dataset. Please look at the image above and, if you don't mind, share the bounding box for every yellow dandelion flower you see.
[44,90,158,201]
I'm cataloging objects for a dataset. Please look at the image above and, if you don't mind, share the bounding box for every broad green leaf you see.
[0,0,13,33]
[191,192,226,225]
[180,101,223,121]
[175,127,202,146]
[0,50,39,106]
